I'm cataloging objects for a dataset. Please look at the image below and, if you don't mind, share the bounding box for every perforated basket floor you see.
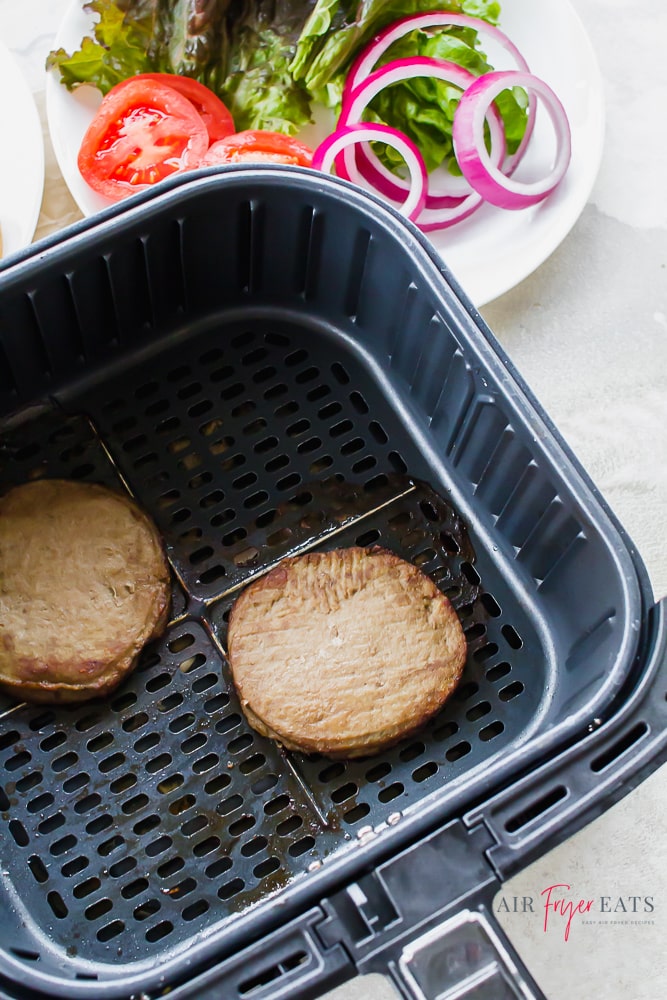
[0,169,645,998]
[0,320,539,981]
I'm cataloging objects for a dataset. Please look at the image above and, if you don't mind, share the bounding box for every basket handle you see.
[392,903,546,999]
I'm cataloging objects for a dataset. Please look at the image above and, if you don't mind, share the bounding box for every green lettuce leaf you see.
[47,0,315,133]
[217,0,315,133]
[46,0,169,93]
[291,0,501,94]
[165,0,231,81]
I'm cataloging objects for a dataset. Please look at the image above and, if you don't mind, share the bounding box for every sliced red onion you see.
[337,57,506,218]
[342,10,537,178]
[413,193,485,232]
[344,12,532,98]
[341,58,481,130]
[313,122,428,222]
[453,70,571,209]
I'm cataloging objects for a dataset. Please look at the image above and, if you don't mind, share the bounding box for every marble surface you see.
[0,2,665,998]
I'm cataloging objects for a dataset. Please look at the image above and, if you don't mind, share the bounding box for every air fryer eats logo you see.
[495,884,655,941]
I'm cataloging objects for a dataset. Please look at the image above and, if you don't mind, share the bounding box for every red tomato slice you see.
[78,78,209,202]
[202,130,314,167]
[135,73,235,144]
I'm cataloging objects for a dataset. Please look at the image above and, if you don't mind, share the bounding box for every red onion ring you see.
[338,57,506,218]
[313,122,428,222]
[453,70,571,209]
[344,12,532,98]
[343,11,537,186]
[413,193,486,232]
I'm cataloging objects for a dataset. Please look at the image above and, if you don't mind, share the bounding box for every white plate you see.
[0,39,45,259]
[45,0,604,306]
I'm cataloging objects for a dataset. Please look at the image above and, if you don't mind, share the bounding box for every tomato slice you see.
[78,78,209,202]
[202,130,314,167]
[135,73,235,144]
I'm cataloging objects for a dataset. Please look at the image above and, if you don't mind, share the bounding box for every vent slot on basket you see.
[238,949,309,996]
[504,785,569,834]
[590,722,649,773]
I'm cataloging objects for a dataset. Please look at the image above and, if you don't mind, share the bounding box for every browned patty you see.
[0,479,171,703]
[227,546,467,758]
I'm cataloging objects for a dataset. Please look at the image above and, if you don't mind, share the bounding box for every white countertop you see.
[1,2,665,998]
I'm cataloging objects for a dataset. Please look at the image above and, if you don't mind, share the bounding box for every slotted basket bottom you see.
[0,316,542,972]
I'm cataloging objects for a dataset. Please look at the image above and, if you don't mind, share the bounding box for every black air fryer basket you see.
[0,167,665,1000]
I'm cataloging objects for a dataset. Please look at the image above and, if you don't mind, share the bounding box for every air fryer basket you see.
[0,168,665,1000]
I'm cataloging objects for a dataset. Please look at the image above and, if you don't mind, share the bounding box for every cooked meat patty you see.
[0,479,171,704]
[227,546,467,758]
